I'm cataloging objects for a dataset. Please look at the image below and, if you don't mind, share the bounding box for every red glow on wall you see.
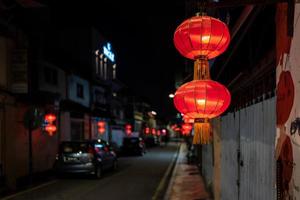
[174,15,230,60]
[174,80,231,119]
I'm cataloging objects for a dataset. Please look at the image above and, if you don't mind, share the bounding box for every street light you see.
[151,111,157,115]
[169,93,175,98]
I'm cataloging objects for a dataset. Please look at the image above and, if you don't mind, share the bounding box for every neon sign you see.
[103,43,115,62]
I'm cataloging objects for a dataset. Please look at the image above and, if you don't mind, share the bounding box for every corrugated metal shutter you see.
[239,98,276,200]
[219,97,276,200]
[221,112,239,200]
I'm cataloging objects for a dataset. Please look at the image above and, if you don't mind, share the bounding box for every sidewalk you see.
[164,143,211,200]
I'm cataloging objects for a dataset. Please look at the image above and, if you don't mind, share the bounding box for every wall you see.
[4,103,58,189]
[67,75,90,107]
[275,3,300,199]
[38,61,66,99]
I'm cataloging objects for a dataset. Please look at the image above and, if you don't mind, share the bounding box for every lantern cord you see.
[193,58,210,80]
[197,0,207,15]
[193,118,212,144]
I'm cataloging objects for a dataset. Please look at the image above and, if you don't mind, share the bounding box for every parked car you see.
[121,137,146,156]
[54,139,117,178]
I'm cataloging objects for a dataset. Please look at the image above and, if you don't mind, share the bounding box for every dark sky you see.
[51,1,187,119]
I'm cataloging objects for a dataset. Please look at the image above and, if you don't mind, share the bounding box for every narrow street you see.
[2,143,179,200]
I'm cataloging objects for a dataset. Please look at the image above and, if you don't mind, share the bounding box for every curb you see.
[163,143,183,200]
[152,143,181,200]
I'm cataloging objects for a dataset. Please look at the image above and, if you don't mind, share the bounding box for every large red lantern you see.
[174,15,230,60]
[174,80,231,119]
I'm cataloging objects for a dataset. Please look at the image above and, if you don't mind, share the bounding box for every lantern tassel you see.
[193,118,212,144]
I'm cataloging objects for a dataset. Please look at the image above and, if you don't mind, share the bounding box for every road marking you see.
[1,180,58,200]
[152,143,181,200]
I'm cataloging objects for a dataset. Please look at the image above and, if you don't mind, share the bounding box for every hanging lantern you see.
[151,128,156,135]
[173,60,231,144]
[144,127,150,135]
[45,114,56,123]
[97,121,106,135]
[125,124,132,135]
[45,124,57,136]
[181,123,193,135]
[174,15,230,60]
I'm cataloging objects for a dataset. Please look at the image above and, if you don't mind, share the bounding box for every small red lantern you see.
[45,124,57,136]
[45,114,56,123]
[151,128,156,135]
[44,113,57,136]
[97,121,105,128]
[145,127,150,134]
[97,121,106,135]
[157,130,161,136]
[174,15,230,60]
[125,124,132,135]
[181,123,193,136]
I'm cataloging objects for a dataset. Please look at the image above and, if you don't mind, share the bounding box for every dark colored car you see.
[121,137,146,156]
[54,139,117,178]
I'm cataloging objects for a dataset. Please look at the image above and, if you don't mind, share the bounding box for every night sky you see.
[48,1,187,119]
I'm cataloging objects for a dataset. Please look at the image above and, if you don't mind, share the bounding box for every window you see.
[44,67,58,85]
[76,83,84,98]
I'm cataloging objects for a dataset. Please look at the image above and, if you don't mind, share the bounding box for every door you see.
[71,120,84,141]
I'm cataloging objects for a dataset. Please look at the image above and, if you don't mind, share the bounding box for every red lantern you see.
[45,124,57,136]
[145,127,150,134]
[174,15,230,60]
[44,113,57,136]
[151,128,156,135]
[174,80,230,144]
[45,114,56,123]
[181,123,193,135]
[97,121,105,128]
[125,124,132,135]
[157,130,161,136]
[174,80,231,119]
[97,121,106,135]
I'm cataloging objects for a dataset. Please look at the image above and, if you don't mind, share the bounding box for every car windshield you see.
[60,142,90,153]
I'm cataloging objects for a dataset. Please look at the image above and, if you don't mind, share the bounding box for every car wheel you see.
[95,165,102,179]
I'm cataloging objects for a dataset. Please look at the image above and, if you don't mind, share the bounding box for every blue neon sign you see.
[103,43,115,62]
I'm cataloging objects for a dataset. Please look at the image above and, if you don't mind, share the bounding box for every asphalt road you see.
[3,143,179,200]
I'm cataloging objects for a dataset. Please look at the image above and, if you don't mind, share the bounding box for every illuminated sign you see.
[103,43,115,62]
